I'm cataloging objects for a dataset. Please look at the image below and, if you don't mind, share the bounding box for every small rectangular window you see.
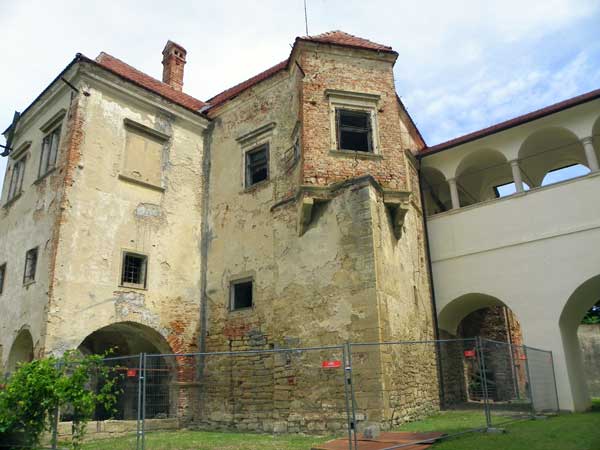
[39,126,61,178]
[230,279,253,310]
[245,145,269,187]
[0,263,6,294]
[23,248,38,285]
[7,158,26,202]
[121,252,148,288]
[337,109,373,152]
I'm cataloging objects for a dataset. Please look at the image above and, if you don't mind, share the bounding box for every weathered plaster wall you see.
[198,44,437,431]
[43,66,206,358]
[0,85,73,371]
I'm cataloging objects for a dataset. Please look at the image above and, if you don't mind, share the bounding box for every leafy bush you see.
[0,351,120,449]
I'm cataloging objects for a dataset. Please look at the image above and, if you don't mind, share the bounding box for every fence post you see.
[50,405,59,449]
[549,351,560,413]
[476,337,492,429]
[346,343,359,450]
[342,343,353,450]
[522,346,535,417]
[141,353,147,450]
[136,353,144,450]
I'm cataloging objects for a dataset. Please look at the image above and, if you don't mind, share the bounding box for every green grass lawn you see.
[80,400,600,450]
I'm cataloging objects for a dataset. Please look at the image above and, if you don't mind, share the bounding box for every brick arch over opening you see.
[6,328,34,374]
[559,274,600,411]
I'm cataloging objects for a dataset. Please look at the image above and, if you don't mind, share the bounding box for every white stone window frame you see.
[326,89,381,155]
[236,122,276,191]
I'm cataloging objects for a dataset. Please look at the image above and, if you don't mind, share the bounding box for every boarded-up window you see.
[122,122,167,188]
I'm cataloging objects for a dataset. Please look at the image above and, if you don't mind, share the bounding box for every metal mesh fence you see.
[38,338,559,450]
[141,345,351,448]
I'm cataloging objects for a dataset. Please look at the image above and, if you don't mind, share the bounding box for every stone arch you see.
[438,293,525,405]
[6,328,34,374]
[420,166,451,215]
[455,149,512,206]
[438,292,508,336]
[559,274,600,411]
[78,321,176,421]
[78,321,173,356]
[592,115,600,163]
[518,126,588,187]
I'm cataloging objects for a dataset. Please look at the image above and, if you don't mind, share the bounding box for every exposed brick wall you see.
[300,45,409,190]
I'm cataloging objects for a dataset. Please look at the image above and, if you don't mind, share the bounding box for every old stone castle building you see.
[1,30,599,421]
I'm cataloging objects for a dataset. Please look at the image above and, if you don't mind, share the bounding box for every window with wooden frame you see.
[120,252,148,289]
[38,126,61,178]
[23,248,38,285]
[230,278,253,311]
[245,144,269,188]
[336,109,373,152]
[7,157,26,203]
[0,263,6,294]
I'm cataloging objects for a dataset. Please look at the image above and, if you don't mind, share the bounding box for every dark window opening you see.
[231,279,253,310]
[23,248,38,285]
[245,145,269,187]
[39,126,61,178]
[121,252,147,288]
[7,158,26,202]
[0,263,6,294]
[337,109,372,152]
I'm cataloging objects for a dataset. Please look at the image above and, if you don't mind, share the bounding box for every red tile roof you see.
[91,31,396,115]
[206,60,289,110]
[297,30,396,54]
[95,52,206,112]
[421,87,600,156]
[204,31,397,111]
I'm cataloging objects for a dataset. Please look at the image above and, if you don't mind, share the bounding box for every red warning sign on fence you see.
[322,360,342,369]
[127,369,137,377]
[463,350,476,358]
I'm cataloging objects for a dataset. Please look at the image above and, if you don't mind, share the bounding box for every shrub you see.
[0,351,120,449]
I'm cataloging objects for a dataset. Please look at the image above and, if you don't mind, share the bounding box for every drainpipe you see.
[198,121,215,357]
[417,157,445,402]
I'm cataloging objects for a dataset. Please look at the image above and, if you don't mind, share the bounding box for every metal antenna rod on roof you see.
[304,0,309,36]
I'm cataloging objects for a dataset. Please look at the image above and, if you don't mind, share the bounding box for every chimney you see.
[162,40,187,91]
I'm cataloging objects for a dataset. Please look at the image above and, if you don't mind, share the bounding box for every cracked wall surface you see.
[1,41,437,430]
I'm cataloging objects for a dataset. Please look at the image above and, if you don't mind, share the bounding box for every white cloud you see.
[0,0,599,181]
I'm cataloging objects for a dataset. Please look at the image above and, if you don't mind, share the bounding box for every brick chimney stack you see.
[162,41,187,92]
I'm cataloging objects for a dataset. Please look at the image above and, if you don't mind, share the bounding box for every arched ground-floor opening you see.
[578,301,600,398]
[560,275,600,411]
[77,321,175,421]
[437,294,529,410]
[5,328,34,375]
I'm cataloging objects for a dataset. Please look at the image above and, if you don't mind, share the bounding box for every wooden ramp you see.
[311,431,445,450]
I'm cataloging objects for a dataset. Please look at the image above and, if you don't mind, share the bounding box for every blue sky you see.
[1,0,599,186]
